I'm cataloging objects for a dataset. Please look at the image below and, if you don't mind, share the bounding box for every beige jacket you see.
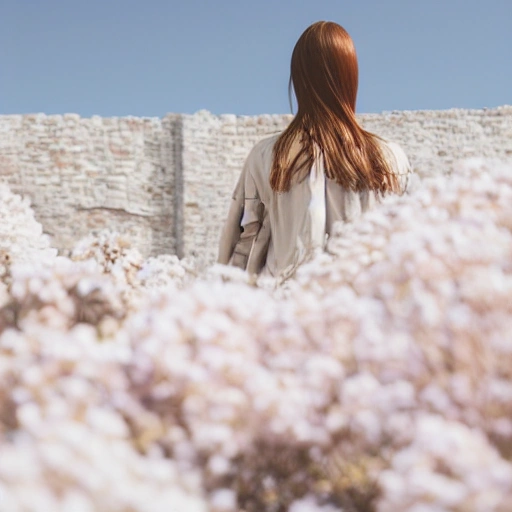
[218,134,411,277]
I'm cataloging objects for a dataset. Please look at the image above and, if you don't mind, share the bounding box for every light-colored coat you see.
[218,134,411,277]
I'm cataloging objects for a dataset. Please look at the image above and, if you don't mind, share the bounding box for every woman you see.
[218,21,411,277]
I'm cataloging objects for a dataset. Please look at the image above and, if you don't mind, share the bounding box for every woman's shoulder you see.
[243,134,281,182]
[377,138,411,176]
[248,133,281,160]
[374,138,412,194]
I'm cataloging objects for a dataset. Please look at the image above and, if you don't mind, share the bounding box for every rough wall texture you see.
[184,106,512,265]
[179,112,292,260]
[0,113,180,255]
[1,106,511,265]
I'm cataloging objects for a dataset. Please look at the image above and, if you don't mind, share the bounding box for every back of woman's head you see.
[270,21,399,194]
[291,21,358,118]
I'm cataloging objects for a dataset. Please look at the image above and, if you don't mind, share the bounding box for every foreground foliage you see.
[1,159,512,511]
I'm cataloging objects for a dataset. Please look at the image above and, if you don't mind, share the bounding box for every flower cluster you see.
[1,158,512,511]
[0,183,56,281]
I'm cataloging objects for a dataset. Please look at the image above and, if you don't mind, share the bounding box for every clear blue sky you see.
[1,0,510,117]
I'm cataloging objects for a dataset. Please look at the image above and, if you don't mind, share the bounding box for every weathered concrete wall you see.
[0,113,180,255]
[0,106,511,264]
[359,107,512,176]
[186,106,512,265]
[179,112,292,260]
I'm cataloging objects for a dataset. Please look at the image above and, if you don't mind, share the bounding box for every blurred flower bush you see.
[1,159,512,511]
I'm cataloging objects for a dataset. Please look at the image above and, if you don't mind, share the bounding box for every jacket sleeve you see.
[217,171,245,265]
[229,168,264,270]
[217,146,264,268]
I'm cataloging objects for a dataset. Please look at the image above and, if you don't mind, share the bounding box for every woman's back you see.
[218,21,413,277]
[224,133,410,277]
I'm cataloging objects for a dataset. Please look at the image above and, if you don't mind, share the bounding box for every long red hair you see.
[270,21,399,193]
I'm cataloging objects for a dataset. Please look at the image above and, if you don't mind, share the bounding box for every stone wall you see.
[179,112,292,260]
[0,113,180,255]
[183,106,512,265]
[0,106,511,265]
